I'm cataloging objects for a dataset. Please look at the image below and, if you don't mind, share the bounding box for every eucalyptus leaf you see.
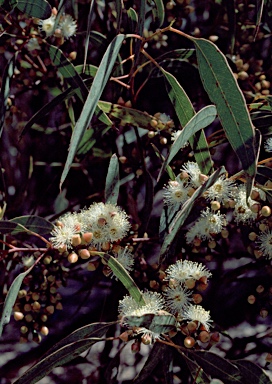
[49,45,89,102]
[14,0,51,18]
[162,68,213,175]
[0,52,18,137]
[0,264,36,336]
[102,253,145,306]
[60,34,125,189]
[234,359,271,384]
[105,154,120,204]
[191,37,257,193]
[191,351,243,384]
[10,215,54,235]
[152,0,165,27]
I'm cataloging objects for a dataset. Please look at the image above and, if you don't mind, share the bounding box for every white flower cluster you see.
[163,161,272,249]
[118,260,213,344]
[39,14,77,38]
[50,202,131,249]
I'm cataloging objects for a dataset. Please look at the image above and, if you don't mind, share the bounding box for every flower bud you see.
[14,311,24,321]
[199,331,210,343]
[40,326,49,336]
[184,336,195,348]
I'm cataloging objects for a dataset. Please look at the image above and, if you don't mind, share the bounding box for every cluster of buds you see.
[13,251,65,343]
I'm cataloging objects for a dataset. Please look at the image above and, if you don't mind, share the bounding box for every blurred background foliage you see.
[0,0,272,383]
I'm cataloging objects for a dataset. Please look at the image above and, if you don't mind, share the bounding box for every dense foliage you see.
[0,0,272,383]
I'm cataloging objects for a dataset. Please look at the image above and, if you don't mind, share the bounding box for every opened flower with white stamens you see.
[182,304,212,331]
[59,14,77,38]
[233,185,258,224]
[50,212,81,249]
[204,175,235,203]
[163,179,190,207]
[164,284,192,314]
[257,229,272,259]
[181,161,202,188]
[39,15,56,37]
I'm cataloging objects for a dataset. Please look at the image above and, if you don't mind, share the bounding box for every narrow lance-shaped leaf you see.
[0,52,18,137]
[190,351,243,384]
[14,337,109,384]
[181,352,211,383]
[124,312,177,334]
[160,166,226,261]
[14,0,52,18]
[49,45,89,102]
[105,154,120,204]
[165,105,217,167]
[115,0,123,33]
[60,34,125,189]
[133,343,172,384]
[83,0,95,72]
[10,215,54,235]
[127,7,138,32]
[42,321,117,359]
[233,359,271,384]
[152,0,165,28]
[162,68,213,176]
[190,37,257,195]
[0,263,37,336]
[101,253,146,306]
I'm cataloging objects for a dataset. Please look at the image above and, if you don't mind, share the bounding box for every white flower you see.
[186,208,226,243]
[118,291,165,317]
[181,161,202,188]
[165,260,211,283]
[204,176,235,203]
[163,179,189,207]
[81,202,131,245]
[182,304,212,331]
[189,261,212,281]
[59,15,77,38]
[113,247,134,274]
[264,137,272,152]
[164,284,192,314]
[257,230,272,259]
[233,185,258,223]
[39,15,56,37]
[171,130,189,148]
[49,212,80,249]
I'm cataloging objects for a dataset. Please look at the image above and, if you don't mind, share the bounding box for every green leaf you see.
[0,52,18,137]
[14,337,109,384]
[255,0,265,39]
[105,154,120,204]
[101,253,145,306]
[75,64,98,77]
[60,34,125,189]
[191,37,257,188]
[10,215,54,235]
[182,353,211,383]
[124,311,177,334]
[0,220,28,235]
[83,0,95,73]
[165,105,217,167]
[15,0,51,18]
[115,0,123,33]
[234,359,272,384]
[133,343,172,384]
[162,68,213,175]
[42,322,117,359]
[159,166,226,261]
[49,45,89,102]
[191,351,243,384]
[152,0,165,27]
[127,7,138,32]
[0,265,35,336]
